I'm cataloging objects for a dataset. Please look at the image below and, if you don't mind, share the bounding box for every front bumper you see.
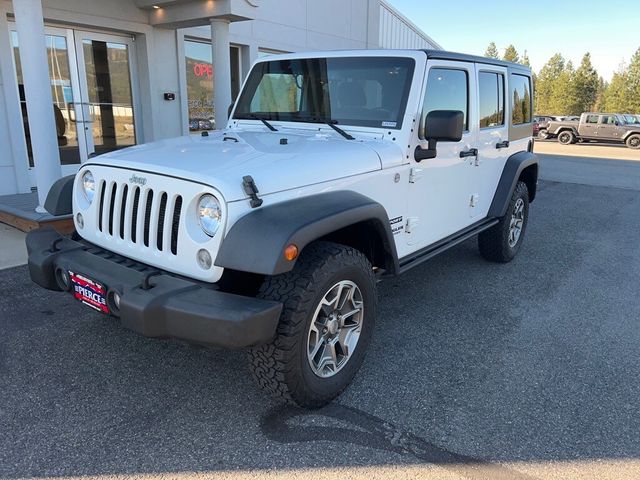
[26,228,282,348]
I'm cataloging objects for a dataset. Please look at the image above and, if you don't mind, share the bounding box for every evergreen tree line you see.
[484,42,640,116]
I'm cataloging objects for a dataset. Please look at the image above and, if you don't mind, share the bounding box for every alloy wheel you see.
[307,280,364,378]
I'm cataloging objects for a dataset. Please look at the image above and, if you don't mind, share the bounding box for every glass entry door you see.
[74,31,137,158]
[10,25,138,185]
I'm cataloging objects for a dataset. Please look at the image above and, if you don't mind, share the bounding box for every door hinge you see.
[406,217,419,234]
[409,167,423,183]
[469,194,479,208]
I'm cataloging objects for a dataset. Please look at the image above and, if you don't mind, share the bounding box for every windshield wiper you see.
[326,121,354,140]
[250,114,278,132]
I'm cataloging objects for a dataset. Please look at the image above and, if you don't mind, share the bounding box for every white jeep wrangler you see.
[27,49,538,408]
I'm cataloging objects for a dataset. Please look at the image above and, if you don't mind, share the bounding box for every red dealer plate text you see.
[69,271,109,314]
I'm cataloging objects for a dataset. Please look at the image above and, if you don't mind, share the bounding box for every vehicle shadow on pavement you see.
[262,403,537,480]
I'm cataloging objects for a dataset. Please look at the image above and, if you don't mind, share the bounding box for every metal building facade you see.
[378,0,441,50]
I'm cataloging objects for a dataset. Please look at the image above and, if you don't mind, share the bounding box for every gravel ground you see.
[1,154,639,480]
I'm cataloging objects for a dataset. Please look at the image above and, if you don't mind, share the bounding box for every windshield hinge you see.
[242,175,263,208]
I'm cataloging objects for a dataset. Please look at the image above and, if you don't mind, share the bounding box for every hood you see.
[91,128,391,202]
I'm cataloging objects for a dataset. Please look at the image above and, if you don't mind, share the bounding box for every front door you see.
[597,115,622,141]
[9,25,138,186]
[406,60,478,248]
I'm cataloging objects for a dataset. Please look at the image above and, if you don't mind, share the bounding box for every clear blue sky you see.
[387,0,639,80]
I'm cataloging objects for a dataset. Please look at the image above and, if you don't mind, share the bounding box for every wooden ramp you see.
[0,192,74,235]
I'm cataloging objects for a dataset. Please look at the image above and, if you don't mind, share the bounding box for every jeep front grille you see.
[96,180,183,255]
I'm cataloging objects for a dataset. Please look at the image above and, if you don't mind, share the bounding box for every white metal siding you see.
[378,0,441,50]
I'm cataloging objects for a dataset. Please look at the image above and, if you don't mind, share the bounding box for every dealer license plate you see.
[69,271,109,314]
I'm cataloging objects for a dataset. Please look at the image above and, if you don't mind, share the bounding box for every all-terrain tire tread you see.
[247,241,375,408]
[478,181,529,263]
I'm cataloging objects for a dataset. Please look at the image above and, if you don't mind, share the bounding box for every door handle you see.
[496,141,510,149]
[459,148,478,158]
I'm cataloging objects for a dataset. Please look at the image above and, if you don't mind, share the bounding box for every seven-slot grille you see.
[96,180,183,255]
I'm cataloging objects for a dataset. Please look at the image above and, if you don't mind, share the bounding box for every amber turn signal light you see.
[284,244,299,261]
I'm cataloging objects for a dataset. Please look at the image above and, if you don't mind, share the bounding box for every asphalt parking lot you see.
[1,150,640,479]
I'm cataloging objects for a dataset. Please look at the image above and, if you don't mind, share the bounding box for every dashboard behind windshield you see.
[233,56,415,129]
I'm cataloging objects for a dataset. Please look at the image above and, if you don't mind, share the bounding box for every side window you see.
[420,68,468,139]
[479,72,505,129]
[510,74,532,125]
[586,115,599,124]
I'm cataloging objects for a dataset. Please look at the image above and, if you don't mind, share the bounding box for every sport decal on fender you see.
[389,216,404,235]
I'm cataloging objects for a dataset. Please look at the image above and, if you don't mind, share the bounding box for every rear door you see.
[581,114,599,138]
[473,64,508,219]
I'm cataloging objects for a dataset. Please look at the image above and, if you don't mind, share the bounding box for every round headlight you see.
[197,194,222,237]
[81,170,95,203]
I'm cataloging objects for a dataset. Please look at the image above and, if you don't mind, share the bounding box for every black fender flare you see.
[488,151,539,218]
[215,191,399,276]
[622,130,640,141]
[44,175,75,216]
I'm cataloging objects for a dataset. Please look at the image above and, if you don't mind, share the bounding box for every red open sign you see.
[193,63,213,79]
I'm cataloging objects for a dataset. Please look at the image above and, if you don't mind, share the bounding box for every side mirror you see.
[415,110,464,162]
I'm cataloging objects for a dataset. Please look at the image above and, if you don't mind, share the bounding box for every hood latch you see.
[242,175,263,208]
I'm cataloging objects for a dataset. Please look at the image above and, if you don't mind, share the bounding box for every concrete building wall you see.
[0,0,439,197]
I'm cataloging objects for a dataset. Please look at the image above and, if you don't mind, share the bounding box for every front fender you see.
[215,191,398,276]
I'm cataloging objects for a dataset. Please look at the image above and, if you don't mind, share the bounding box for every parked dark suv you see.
[546,113,640,148]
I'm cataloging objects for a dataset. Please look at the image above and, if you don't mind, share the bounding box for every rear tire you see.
[557,131,575,145]
[626,134,640,149]
[538,129,549,140]
[248,242,376,408]
[478,181,529,263]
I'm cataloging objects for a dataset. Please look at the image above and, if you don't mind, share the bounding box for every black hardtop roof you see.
[423,49,532,75]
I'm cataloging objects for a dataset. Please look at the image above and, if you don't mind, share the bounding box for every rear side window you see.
[479,72,505,129]
[510,74,532,125]
[586,115,599,124]
[420,68,468,139]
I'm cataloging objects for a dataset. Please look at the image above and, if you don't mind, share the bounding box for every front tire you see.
[626,134,640,149]
[248,242,376,408]
[478,181,530,263]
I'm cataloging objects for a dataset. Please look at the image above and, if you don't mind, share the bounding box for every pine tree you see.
[521,51,531,67]
[572,53,599,114]
[535,53,565,114]
[503,45,520,63]
[485,42,500,59]
[626,47,640,113]
[603,66,629,113]
[592,77,607,112]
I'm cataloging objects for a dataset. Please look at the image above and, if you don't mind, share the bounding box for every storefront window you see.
[184,40,241,132]
[185,40,215,132]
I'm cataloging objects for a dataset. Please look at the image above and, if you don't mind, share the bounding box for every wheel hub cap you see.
[307,280,364,378]
[508,198,525,248]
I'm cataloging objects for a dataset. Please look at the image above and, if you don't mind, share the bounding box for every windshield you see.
[624,115,639,124]
[233,56,415,129]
